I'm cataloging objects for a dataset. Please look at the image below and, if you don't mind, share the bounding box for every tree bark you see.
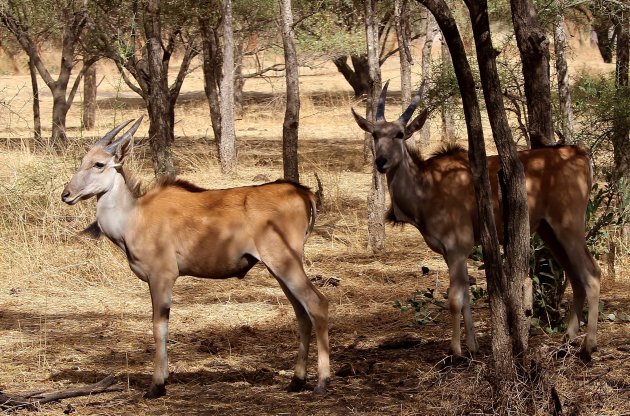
[440,36,456,144]
[466,0,531,374]
[420,11,436,146]
[554,5,575,144]
[613,10,630,181]
[27,57,41,145]
[397,0,418,155]
[199,15,223,147]
[365,0,386,253]
[219,0,237,175]
[82,63,97,130]
[510,0,555,148]
[280,0,300,182]
[144,0,176,177]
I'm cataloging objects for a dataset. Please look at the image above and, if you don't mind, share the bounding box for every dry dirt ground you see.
[1,45,629,415]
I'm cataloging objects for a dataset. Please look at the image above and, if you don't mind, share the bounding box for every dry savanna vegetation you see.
[1,45,629,415]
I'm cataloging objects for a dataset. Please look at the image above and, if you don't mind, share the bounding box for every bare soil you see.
[0,45,629,415]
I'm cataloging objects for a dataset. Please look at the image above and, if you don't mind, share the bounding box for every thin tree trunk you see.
[365,0,386,253]
[420,11,436,146]
[83,63,97,130]
[199,16,223,148]
[466,0,531,375]
[397,0,418,155]
[554,6,575,144]
[234,41,245,118]
[510,0,555,148]
[51,88,69,146]
[219,0,237,175]
[280,0,300,182]
[441,37,456,144]
[27,58,41,145]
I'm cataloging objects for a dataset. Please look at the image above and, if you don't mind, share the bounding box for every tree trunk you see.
[510,0,555,148]
[554,6,575,144]
[420,11,436,146]
[365,0,386,253]
[144,0,176,177]
[219,0,237,175]
[397,0,418,155]
[613,11,630,181]
[27,58,42,145]
[280,0,300,182]
[234,41,245,118]
[83,63,97,130]
[199,16,223,147]
[333,55,370,97]
[466,0,531,375]
[415,0,506,383]
[51,88,69,145]
[591,10,614,63]
[440,37,456,144]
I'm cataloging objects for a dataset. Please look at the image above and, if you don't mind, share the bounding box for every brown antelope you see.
[352,82,601,360]
[61,118,330,398]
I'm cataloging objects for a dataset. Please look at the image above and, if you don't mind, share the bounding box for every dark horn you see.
[105,116,144,154]
[376,80,390,122]
[94,119,134,148]
[398,81,427,124]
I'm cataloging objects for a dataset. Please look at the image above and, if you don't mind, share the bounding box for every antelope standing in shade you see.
[62,119,330,398]
[352,83,601,359]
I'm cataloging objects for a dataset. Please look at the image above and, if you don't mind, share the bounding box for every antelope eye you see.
[395,131,404,139]
[94,162,106,169]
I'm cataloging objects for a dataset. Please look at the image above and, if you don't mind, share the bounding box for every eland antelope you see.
[62,119,330,397]
[352,82,601,360]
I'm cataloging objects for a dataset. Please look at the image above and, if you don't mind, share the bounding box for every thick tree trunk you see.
[51,88,69,145]
[147,98,175,177]
[199,16,223,147]
[510,0,555,148]
[613,12,630,181]
[554,7,575,144]
[466,0,531,374]
[144,0,176,177]
[219,0,237,175]
[82,63,97,130]
[27,58,41,145]
[234,41,245,118]
[592,11,614,63]
[365,0,386,253]
[333,55,370,97]
[280,0,300,182]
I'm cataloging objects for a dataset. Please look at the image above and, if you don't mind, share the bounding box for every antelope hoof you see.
[287,376,306,392]
[143,383,166,399]
[313,377,330,396]
[579,345,597,363]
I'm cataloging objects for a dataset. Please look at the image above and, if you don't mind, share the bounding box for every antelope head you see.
[62,117,143,205]
[352,81,429,173]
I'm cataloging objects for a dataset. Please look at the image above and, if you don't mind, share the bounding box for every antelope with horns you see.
[352,82,601,360]
[62,119,330,398]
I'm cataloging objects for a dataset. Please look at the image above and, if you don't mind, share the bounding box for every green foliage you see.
[394,285,486,326]
[529,235,567,334]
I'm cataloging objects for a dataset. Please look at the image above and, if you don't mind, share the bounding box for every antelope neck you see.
[95,171,137,246]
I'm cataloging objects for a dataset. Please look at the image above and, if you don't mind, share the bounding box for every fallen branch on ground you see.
[0,375,124,411]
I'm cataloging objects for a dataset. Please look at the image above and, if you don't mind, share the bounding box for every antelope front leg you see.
[145,276,176,399]
[446,256,478,357]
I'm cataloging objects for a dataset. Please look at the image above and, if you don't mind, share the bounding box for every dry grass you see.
[1,50,629,415]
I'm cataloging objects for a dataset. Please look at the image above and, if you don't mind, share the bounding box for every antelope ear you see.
[405,108,429,139]
[351,108,374,133]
